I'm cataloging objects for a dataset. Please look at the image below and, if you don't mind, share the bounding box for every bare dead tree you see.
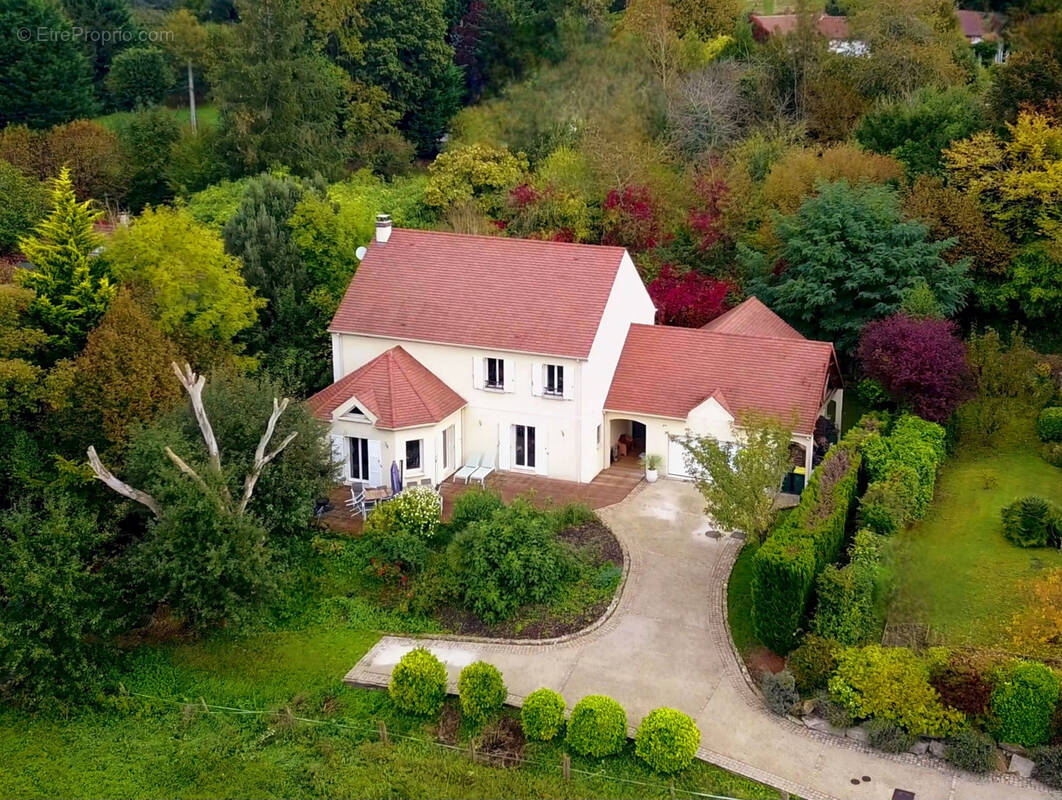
[87,362,299,518]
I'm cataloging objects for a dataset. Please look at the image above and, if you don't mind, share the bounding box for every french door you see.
[514,424,536,469]
[349,437,370,482]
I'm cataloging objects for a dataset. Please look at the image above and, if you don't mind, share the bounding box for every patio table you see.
[364,487,392,503]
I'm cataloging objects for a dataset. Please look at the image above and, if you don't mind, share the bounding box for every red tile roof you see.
[330,229,628,359]
[956,9,1004,39]
[750,13,850,39]
[701,296,805,340]
[605,324,840,435]
[306,346,466,429]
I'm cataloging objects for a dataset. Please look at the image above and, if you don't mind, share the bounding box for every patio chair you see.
[453,453,481,483]
[345,486,367,520]
[470,452,495,487]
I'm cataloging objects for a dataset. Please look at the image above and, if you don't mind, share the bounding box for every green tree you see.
[106,47,175,110]
[0,0,97,128]
[0,163,47,254]
[15,168,116,360]
[989,49,1062,123]
[423,143,527,216]
[288,192,364,299]
[740,180,970,353]
[45,119,127,202]
[48,289,183,454]
[60,0,136,89]
[670,0,741,38]
[162,8,210,133]
[223,173,332,392]
[0,286,48,424]
[0,492,111,707]
[679,413,794,543]
[352,0,462,155]
[987,243,1062,320]
[856,86,988,176]
[211,0,350,177]
[115,108,182,211]
[106,206,262,350]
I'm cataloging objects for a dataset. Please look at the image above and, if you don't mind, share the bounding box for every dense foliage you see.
[565,695,627,758]
[388,647,448,716]
[521,688,566,741]
[634,707,701,774]
[989,660,1060,747]
[457,661,507,724]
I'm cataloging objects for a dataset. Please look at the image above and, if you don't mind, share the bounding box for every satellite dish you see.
[355,246,368,261]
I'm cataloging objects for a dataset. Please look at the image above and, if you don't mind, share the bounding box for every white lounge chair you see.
[453,453,481,483]
[345,486,367,519]
[470,453,495,487]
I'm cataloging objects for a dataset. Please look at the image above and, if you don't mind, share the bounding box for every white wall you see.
[578,252,656,481]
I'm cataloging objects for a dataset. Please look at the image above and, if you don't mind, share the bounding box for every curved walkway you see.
[344,481,1056,800]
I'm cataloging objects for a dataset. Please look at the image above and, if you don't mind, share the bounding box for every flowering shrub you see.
[458,661,507,724]
[566,694,627,757]
[635,708,701,774]
[382,487,442,540]
[388,648,447,716]
[521,688,566,741]
[646,264,732,328]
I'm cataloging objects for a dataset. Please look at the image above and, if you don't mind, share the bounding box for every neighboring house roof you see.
[750,13,850,39]
[605,323,840,435]
[307,345,466,429]
[956,9,1004,39]
[701,296,805,340]
[329,228,628,359]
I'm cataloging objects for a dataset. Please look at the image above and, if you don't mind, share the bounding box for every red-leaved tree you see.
[647,264,732,328]
[602,184,660,252]
[688,175,729,252]
[858,313,969,422]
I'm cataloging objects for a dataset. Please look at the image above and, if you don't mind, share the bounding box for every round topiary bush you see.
[521,688,566,741]
[457,661,507,724]
[634,707,701,774]
[990,660,1061,747]
[565,694,627,757]
[944,727,997,774]
[1001,496,1060,548]
[1038,407,1062,443]
[388,647,447,716]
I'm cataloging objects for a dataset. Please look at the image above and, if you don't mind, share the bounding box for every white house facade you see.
[309,217,842,489]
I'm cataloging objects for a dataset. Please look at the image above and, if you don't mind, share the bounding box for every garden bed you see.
[432,519,624,639]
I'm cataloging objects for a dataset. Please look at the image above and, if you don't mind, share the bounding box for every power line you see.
[126,692,761,800]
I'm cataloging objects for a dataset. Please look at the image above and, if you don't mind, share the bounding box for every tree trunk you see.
[187,61,197,135]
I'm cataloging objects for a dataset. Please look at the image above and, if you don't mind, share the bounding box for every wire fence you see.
[127,691,776,800]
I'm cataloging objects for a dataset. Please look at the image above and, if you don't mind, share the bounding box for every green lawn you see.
[94,104,219,131]
[0,540,776,800]
[886,444,1062,651]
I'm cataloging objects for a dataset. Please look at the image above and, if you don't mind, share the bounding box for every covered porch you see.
[317,459,645,536]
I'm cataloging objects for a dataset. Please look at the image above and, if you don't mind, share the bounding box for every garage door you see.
[667,436,692,479]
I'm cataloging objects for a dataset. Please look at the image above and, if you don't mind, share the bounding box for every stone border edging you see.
[710,535,1060,797]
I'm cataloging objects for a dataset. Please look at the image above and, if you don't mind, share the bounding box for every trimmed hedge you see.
[634,708,701,774]
[457,661,507,723]
[565,695,627,757]
[989,660,1060,747]
[521,688,566,741]
[752,436,863,654]
[861,414,946,520]
[811,530,884,646]
[389,648,447,716]
[1038,407,1062,443]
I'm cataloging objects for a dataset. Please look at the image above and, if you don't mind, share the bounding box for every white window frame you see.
[543,364,564,397]
[348,436,370,482]
[484,357,505,391]
[513,424,536,470]
[404,438,424,474]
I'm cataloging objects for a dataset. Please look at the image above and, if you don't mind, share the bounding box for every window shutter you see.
[530,362,542,397]
[535,429,548,476]
[504,359,516,392]
[368,439,383,486]
[330,435,349,481]
[472,356,484,390]
[562,366,574,400]
[497,423,511,470]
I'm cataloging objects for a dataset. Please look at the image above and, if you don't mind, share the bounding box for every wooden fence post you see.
[561,753,571,782]
[377,719,389,745]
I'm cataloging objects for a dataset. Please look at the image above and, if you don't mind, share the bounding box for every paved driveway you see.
[345,481,1056,800]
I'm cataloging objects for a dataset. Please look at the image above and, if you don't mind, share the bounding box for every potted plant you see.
[642,453,662,483]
